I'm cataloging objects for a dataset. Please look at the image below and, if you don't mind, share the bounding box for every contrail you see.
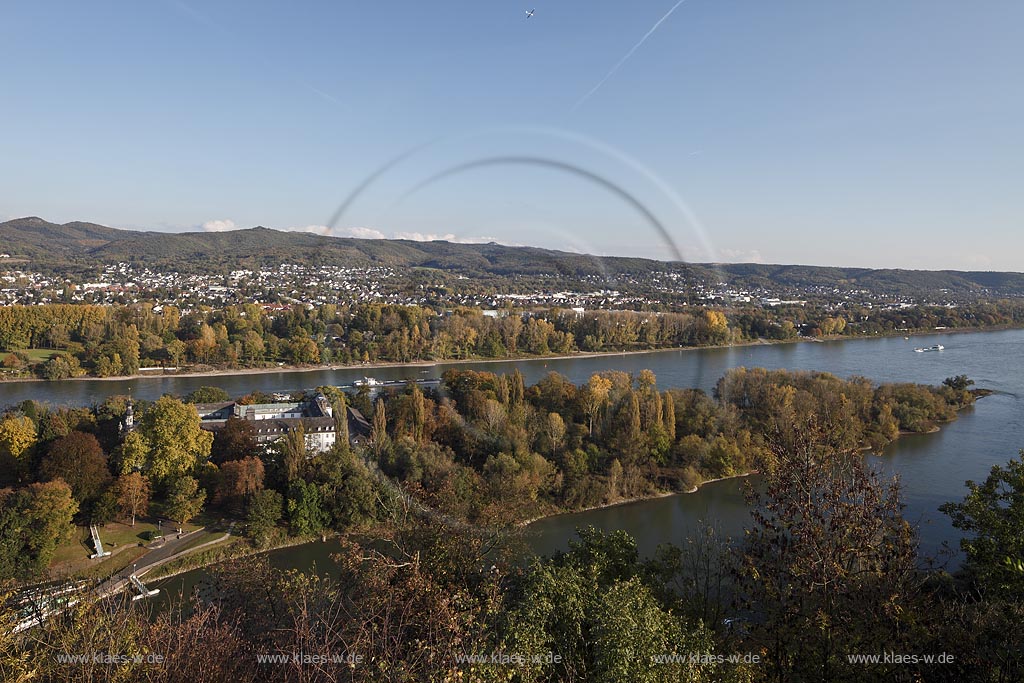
[571,0,688,112]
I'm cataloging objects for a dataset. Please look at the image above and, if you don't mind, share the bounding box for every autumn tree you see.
[612,390,643,458]
[0,414,36,484]
[136,395,214,484]
[332,392,350,451]
[287,336,319,364]
[0,480,78,580]
[735,433,920,680]
[210,416,258,464]
[410,384,426,443]
[279,425,307,485]
[543,411,566,456]
[39,431,111,503]
[216,457,265,514]
[113,429,148,475]
[40,352,83,380]
[165,476,206,528]
[113,471,151,526]
[371,398,389,458]
[662,390,676,441]
[166,338,186,367]
[581,374,612,436]
[607,458,623,502]
[703,309,730,344]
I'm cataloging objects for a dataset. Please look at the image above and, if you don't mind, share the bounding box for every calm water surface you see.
[7,329,1018,597]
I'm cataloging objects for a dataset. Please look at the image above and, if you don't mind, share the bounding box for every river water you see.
[6,329,1020,595]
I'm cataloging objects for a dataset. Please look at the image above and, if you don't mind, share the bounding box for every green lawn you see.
[80,546,149,581]
[15,348,60,362]
[49,520,200,579]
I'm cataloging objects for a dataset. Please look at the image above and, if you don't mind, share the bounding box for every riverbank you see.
[518,471,760,527]
[146,533,308,584]
[525,387,989,530]
[8,322,1015,386]
[683,471,758,494]
[21,325,1021,597]
[146,520,398,585]
[124,389,991,583]
[1,339,778,384]
[137,387,997,592]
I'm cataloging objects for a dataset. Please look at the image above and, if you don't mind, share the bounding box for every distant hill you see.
[0,217,691,280]
[2,217,1023,298]
[0,217,128,259]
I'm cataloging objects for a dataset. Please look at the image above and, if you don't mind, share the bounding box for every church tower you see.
[121,394,135,433]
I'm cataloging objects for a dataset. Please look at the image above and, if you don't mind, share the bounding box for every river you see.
[8,329,1020,598]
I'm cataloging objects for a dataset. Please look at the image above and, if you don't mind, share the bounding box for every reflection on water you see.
[522,476,758,559]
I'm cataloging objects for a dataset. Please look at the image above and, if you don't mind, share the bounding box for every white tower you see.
[122,394,135,433]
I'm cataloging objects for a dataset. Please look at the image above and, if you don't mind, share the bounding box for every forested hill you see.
[0,217,660,279]
[3,216,1024,298]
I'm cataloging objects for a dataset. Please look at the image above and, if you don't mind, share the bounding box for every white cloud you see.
[718,248,765,264]
[285,224,332,235]
[200,219,499,245]
[261,224,388,239]
[202,219,237,232]
[393,231,456,242]
[453,235,503,245]
[333,226,387,240]
[393,231,502,244]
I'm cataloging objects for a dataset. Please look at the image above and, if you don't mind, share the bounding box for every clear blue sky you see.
[1,1,1021,270]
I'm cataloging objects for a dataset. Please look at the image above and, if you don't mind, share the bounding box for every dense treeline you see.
[3,367,1021,681]
[731,299,1024,339]
[2,299,1023,379]
[0,367,975,582]
[4,448,1023,681]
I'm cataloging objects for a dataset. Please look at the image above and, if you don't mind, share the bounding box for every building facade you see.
[195,392,342,453]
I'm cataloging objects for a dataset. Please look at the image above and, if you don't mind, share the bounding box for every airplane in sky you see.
[526,9,535,18]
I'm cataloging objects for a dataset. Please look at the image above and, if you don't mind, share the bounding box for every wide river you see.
[5,329,1022,595]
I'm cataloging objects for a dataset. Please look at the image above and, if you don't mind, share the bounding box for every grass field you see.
[81,546,149,581]
[49,520,200,579]
[14,348,60,362]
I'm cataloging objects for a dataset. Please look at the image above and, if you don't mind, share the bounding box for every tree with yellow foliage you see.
[136,396,213,484]
[0,414,36,483]
[581,373,613,436]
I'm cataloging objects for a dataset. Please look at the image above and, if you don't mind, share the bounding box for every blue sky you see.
[1,1,1021,270]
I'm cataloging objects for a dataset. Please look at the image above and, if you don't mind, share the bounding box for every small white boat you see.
[914,344,945,353]
[354,376,382,387]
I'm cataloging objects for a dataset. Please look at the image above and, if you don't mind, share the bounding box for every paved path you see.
[96,527,226,598]
[10,525,234,632]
